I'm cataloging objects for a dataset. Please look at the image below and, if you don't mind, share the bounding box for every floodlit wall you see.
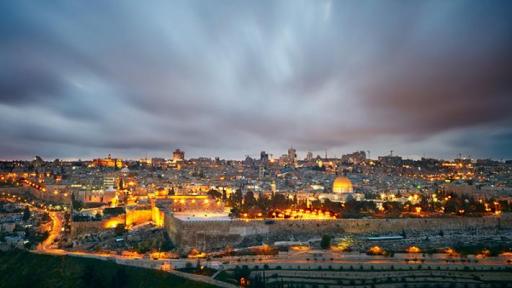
[164,212,512,252]
[125,208,152,227]
[152,206,165,227]
[70,215,126,237]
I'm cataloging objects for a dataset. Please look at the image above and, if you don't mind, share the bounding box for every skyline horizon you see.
[1,147,509,162]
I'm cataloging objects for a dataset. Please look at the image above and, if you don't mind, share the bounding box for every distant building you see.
[378,154,402,167]
[103,174,115,190]
[260,151,269,163]
[32,155,44,168]
[92,154,122,168]
[172,149,185,162]
[258,165,265,180]
[341,151,366,164]
[305,151,314,161]
[151,158,166,168]
[288,146,297,165]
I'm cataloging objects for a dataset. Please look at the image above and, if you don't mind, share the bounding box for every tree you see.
[160,239,174,251]
[243,191,257,209]
[444,197,464,214]
[320,235,332,250]
[382,201,403,217]
[71,192,83,211]
[22,206,31,221]
[207,189,222,199]
[270,193,290,210]
[114,223,126,236]
[233,265,251,283]
[230,189,243,207]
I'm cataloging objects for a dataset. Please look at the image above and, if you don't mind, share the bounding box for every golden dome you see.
[332,176,353,194]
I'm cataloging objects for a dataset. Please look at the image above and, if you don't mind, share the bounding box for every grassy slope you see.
[0,251,215,288]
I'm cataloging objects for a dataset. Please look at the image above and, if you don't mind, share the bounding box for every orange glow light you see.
[406,246,421,253]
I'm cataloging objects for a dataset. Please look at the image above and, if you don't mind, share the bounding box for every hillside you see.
[0,251,214,288]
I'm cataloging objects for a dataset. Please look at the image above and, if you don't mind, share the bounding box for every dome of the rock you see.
[332,176,353,194]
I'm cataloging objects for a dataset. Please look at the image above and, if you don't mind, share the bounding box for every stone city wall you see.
[0,187,70,205]
[71,215,126,237]
[164,212,512,252]
[70,220,103,237]
[125,208,152,227]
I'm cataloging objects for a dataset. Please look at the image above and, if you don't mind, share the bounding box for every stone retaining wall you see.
[164,212,512,251]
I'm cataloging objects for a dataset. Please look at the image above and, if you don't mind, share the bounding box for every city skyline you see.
[1,0,512,160]
[1,148,503,163]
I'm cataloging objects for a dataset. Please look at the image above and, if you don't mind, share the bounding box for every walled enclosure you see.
[164,212,512,252]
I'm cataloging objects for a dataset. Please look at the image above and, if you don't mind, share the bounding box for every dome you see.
[332,176,353,194]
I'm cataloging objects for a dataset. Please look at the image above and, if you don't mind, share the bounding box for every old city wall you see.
[125,209,152,227]
[165,213,512,251]
[70,220,103,237]
[0,187,70,205]
[71,215,126,237]
[1,187,40,198]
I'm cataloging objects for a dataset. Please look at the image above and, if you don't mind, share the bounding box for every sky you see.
[1,0,512,161]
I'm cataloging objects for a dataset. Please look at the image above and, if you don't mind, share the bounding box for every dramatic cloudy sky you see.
[1,0,512,160]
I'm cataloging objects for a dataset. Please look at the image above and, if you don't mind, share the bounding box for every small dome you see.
[332,176,353,194]
[120,167,130,173]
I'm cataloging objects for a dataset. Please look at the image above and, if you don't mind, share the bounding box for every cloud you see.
[0,0,511,160]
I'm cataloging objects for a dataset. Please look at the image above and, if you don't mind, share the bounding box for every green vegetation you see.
[320,234,332,249]
[452,243,511,256]
[22,206,31,221]
[0,251,214,288]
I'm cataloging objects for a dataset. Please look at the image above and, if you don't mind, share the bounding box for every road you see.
[0,195,63,251]
[38,211,63,250]
[212,251,512,267]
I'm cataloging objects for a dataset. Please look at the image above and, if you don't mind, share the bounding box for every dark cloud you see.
[359,2,512,135]
[0,0,511,160]
[0,66,62,105]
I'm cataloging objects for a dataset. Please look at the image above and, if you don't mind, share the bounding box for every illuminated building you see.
[172,149,185,162]
[120,167,130,175]
[271,180,277,194]
[332,176,353,194]
[78,187,116,204]
[103,175,115,190]
[315,176,363,203]
[151,157,166,168]
[91,154,123,168]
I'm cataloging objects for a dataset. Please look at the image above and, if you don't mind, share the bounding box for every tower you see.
[287,146,297,165]
[172,149,185,163]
